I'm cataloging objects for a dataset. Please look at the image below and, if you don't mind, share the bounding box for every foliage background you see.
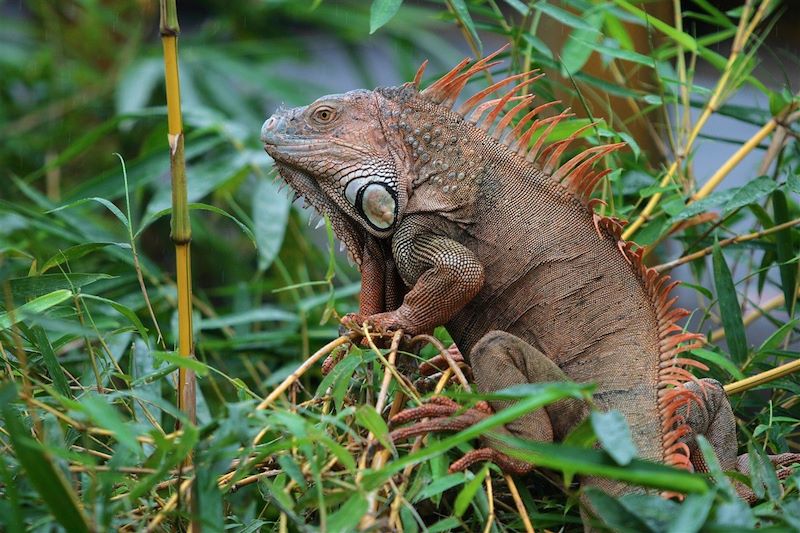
[1,0,799,531]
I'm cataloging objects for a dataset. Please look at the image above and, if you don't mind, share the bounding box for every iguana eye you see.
[312,106,336,124]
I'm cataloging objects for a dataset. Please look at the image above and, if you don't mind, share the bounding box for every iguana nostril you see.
[260,116,283,143]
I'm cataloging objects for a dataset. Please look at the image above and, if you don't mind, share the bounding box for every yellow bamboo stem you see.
[160,2,196,529]
[725,358,800,395]
[692,120,776,202]
[160,0,195,425]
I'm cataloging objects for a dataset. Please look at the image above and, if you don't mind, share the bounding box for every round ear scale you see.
[357,182,397,231]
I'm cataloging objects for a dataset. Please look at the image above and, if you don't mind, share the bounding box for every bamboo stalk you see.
[725,358,800,395]
[160,0,195,428]
[691,120,777,201]
[159,2,197,529]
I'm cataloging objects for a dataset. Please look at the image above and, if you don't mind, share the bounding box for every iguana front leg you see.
[344,222,484,335]
[683,379,800,501]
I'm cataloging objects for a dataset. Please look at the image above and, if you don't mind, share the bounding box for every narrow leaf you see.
[30,326,73,399]
[253,177,291,271]
[712,241,748,363]
[454,466,488,517]
[0,289,73,330]
[773,190,797,315]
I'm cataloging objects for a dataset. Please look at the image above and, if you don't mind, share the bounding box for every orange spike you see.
[526,110,573,162]
[497,95,537,144]
[554,144,615,182]
[422,56,472,101]
[458,70,530,116]
[440,60,504,107]
[412,59,428,88]
[576,169,611,200]
[542,122,597,174]
[511,101,561,153]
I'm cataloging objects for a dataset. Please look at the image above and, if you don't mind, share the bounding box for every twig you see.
[505,474,535,533]
[411,334,471,389]
[655,217,800,273]
[482,474,495,533]
[252,334,355,444]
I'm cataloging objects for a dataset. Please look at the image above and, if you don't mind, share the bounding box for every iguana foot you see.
[683,379,800,502]
[734,452,800,503]
[389,397,533,474]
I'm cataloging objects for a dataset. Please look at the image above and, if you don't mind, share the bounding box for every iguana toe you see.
[449,447,534,474]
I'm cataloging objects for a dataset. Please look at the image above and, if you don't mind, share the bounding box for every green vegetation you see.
[1,0,799,530]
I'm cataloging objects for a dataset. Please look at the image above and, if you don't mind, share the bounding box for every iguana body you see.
[261,49,798,506]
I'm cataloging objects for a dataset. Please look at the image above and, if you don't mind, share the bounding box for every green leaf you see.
[773,190,797,315]
[448,0,481,53]
[0,289,73,330]
[253,177,291,271]
[413,472,466,502]
[666,490,715,533]
[30,326,73,399]
[712,241,748,364]
[328,493,368,532]
[78,393,142,456]
[7,273,113,300]
[534,2,602,33]
[722,175,777,215]
[590,410,637,466]
[48,197,129,229]
[499,435,708,494]
[584,488,654,532]
[691,348,745,381]
[39,242,128,274]
[79,294,149,340]
[759,319,799,354]
[560,12,603,76]
[152,350,210,376]
[0,383,92,533]
[355,404,393,452]
[454,465,488,517]
[611,0,697,51]
[369,0,403,34]
[747,441,781,501]
[315,353,361,411]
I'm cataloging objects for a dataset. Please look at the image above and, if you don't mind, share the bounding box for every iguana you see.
[260,47,799,505]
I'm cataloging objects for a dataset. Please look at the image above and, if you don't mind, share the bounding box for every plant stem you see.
[654,216,800,273]
[160,1,197,529]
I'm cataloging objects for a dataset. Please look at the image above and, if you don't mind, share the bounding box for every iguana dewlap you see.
[261,48,799,503]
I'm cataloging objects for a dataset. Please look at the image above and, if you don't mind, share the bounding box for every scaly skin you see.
[260,51,799,511]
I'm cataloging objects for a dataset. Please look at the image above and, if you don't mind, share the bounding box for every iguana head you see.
[262,46,622,265]
[261,88,414,265]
